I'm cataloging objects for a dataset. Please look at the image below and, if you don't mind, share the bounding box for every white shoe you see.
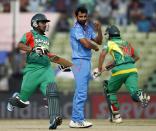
[69,120,92,128]
[110,114,123,123]
[7,92,19,112]
[138,91,150,108]
[7,102,14,112]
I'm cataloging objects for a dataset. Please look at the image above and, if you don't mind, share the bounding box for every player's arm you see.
[47,53,73,67]
[92,49,108,79]
[18,32,34,53]
[91,20,103,45]
[79,38,99,51]
[18,42,32,53]
[98,49,107,72]
[74,27,99,51]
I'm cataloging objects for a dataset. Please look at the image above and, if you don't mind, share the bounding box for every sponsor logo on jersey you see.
[35,38,49,45]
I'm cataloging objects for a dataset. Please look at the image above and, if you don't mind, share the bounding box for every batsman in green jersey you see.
[7,13,72,129]
[97,25,150,123]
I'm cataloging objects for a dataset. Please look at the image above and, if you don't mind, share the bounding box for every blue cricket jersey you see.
[70,22,96,60]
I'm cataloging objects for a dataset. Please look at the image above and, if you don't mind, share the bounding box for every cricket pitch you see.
[0,119,156,131]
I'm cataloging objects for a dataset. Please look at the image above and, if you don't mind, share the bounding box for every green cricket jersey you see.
[20,30,51,66]
[103,37,137,76]
[17,30,56,101]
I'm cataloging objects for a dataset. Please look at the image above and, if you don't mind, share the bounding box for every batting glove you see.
[92,68,101,79]
[58,65,71,72]
[32,46,49,56]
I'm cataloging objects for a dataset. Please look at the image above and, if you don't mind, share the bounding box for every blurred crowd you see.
[0,49,25,92]
[0,0,156,32]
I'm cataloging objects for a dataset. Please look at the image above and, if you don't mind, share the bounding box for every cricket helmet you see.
[31,13,50,28]
[105,25,120,38]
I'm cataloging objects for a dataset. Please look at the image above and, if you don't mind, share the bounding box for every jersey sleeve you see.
[74,27,85,40]
[132,45,139,58]
[128,42,138,57]
[19,32,35,48]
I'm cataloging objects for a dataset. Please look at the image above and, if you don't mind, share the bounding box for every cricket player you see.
[7,13,72,129]
[97,25,150,123]
[69,6,103,128]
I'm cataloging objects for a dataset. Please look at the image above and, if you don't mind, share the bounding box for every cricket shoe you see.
[138,91,150,108]
[7,92,19,112]
[110,114,123,124]
[69,120,93,128]
[49,116,62,129]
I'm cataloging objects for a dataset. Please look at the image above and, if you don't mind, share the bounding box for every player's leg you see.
[125,72,150,108]
[7,92,22,111]
[39,67,62,129]
[69,59,92,128]
[7,92,30,111]
[7,68,40,111]
[46,83,62,129]
[104,75,125,123]
[103,80,113,119]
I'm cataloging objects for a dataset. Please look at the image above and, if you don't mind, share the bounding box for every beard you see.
[77,20,86,26]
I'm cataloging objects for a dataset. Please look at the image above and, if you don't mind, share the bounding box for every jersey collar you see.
[31,29,45,35]
[111,37,121,40]
[31,30,38,35]
[74,21,89,29]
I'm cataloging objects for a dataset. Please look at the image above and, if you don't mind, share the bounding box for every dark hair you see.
[75,6,88,16]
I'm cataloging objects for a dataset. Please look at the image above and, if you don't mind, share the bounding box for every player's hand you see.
[58,65,71,72]
[93,20,102,31]
[32,46,49,56]
[101,66,107,72]
[98,66,107,73]
[94,45,99,52]
[92,68,101,79]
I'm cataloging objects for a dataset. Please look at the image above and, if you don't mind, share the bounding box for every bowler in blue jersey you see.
[69,6,103,128]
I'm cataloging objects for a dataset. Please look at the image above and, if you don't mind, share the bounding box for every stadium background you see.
[0,0,156,120]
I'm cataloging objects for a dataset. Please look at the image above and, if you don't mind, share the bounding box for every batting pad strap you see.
[46,83,59,97]
[103,80,109,89]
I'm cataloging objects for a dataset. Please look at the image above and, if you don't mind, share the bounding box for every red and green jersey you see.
[20,30,51,66]
[103,37,138,76]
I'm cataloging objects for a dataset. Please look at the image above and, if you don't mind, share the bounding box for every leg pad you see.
[46,83,61,124]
